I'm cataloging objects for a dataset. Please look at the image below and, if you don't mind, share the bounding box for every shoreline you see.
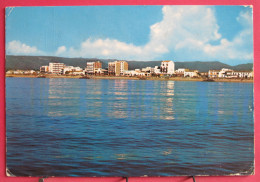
[5,74,254,83]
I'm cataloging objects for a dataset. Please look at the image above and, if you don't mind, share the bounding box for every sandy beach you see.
[5,74,253,83]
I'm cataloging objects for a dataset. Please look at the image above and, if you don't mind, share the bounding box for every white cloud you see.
[6,40,43,55]
[7,6,253,64]
[60,6,252,64]
[68,38,143,59]
[55,46,67,55]
[200,10,253,62]
[146,6,222,51]
[59,6,225,60]
[145,6,253,63]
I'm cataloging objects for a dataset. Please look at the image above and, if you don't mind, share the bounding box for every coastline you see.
[5,74,253,83]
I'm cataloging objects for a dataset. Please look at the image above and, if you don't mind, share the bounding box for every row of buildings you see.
[124,61,176,77]
[38,60,176,76]
[40,63,85,75]
[39,61,129,76]
[7,60,253,79]
[208,68,253,79]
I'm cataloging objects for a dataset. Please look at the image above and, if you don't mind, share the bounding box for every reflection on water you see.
[6,78,254,176]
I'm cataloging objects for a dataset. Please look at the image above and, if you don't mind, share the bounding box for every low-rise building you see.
[63,66,83,75]
[40,66,49,73]
[232,71,253,78]
[184,70,199,78]
[11,70,35,75]
[175,68,190,77]
[6,70,13,74]
[13,70,23,74]
[153,66,161,74]
[208,70,220,78]
[24,70,36,74]
[123,70,146,77]
[13,70,24,74]
[209,68,253,78]
[200,72,208,77]
[218,68,234,78]
[142,67,152,73]
[94,68,108,75]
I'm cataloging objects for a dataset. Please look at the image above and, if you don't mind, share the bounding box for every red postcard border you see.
[1,0,259,182]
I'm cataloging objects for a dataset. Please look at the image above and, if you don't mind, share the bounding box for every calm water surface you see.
[6,78,254,176]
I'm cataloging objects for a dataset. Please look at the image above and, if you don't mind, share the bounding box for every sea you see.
[5,77,254,177]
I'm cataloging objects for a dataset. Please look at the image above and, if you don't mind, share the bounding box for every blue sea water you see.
[6,77,254,176]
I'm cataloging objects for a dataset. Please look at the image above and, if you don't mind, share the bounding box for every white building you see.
[218,68,234,78]
[123,70,146,77]
[6,70,13,74]
[184,70,199,78]
[208,70,220,78]
[94,68,108,75]
[10,70,35,75]
[86,62,94,74]
[13,70,24,74]
[49,63,65,74]
[175,68,189,74]
[175,68,191,77]
[232,71,253,78]
[153,66,161,74]
[141,66,162,76]
[24,70,36,74]
[142,67,152,72]
[63,66,83,75]
[160,61,175,75]
[209,68,253,78]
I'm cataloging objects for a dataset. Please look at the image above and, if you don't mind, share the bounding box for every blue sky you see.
[5,5,253,65]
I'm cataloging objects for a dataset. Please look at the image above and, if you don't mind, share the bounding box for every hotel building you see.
[49,63,65,74]
[108,61,128,76]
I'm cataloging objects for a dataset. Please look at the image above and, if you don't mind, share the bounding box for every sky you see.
[5,5,253,65]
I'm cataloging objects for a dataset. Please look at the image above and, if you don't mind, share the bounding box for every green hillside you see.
[5,55,253,72]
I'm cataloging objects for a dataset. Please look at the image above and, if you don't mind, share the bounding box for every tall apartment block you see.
[86,61,102,74]
[108,61,128,76]
[49,63,65,74]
